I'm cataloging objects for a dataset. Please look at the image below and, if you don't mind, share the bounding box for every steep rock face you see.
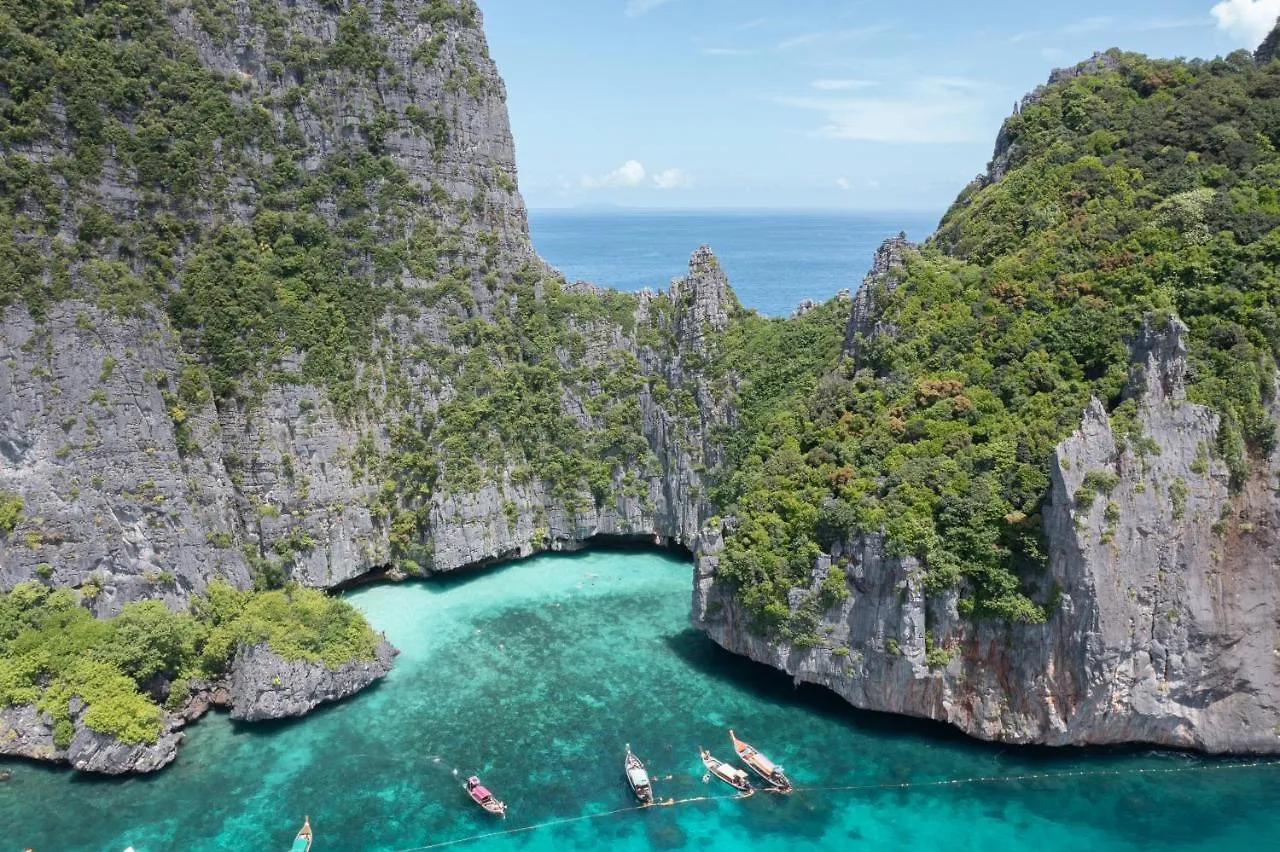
[228,640,397,721]
[0,303,252,611]
[695,317,1280,752]
[841,233,914,356]
[0,0,526,600]
[0,2,730,608]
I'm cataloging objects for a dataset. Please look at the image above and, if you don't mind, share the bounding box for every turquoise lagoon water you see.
[2,549,1278,851]
[529,210,939,317]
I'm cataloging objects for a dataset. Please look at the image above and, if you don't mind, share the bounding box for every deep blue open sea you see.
[529,210,940,317]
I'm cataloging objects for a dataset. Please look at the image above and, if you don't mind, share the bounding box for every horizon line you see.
[528,204,945,216]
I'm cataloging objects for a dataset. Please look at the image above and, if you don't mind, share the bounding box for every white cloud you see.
[835,177,853,191]
[582,160,647,189]
[812,78,877,91]
[1064,16,1113,35]
[653,168,692,189]
[778,31,825,51]
[625,0,676,17]
[1211,0,1280,43]
[777,25,891,51]
[1133,17,1212,31]
[780,78,987,144]
[1009,14,1112,44]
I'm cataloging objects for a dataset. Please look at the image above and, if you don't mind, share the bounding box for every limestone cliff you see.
[0,701,182,775]
[0,0,736,773]
[0,0,729,612]
[841,232,913,357]
[695,316,1280,753]
[229,640,397,721]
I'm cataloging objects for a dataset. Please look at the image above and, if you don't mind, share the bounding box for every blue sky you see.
[480,0,1280,211]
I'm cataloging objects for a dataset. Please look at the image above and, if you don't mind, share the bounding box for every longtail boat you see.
[699,748,752,793]
[729,730,793,792]
[624,744,654,805]
[290,816,312,852]
[465,775,507,816]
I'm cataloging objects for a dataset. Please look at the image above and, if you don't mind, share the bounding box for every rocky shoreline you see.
[0,640,397,775]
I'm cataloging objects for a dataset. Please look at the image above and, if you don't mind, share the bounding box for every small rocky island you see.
[2,0,1280,772]
[0,640,395,774]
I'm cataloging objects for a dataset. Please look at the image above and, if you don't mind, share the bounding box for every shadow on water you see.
[664,627,1241,772]
[335,541,694,596]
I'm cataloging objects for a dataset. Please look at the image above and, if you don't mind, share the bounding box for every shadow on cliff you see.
[664,628,1221,766]
[665,628,984,745]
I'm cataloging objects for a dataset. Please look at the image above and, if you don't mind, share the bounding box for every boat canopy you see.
[627,767,650,787]
[751,753,776,774]
[473,784,493,799]
[290,838,310,852]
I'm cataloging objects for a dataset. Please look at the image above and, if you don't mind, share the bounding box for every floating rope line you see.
[797,758,1280,795]
[389,760,1279,852]
[388,792,751,852]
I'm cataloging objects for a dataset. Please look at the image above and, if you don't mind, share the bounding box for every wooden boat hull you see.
[466,776,507,816]
[729,731,792,792]
[290,817,312,852]
[624,747,654,805]
[472,798,506,816]
[699,749,752,793]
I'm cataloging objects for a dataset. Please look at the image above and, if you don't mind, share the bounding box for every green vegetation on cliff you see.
[0,0,487,408]
[0,582,380,745]
[717,47,1280,632]
[0,491,22,536]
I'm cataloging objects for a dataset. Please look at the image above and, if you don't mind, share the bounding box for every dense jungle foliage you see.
[0,582,380,745]
[716,43,1280,636]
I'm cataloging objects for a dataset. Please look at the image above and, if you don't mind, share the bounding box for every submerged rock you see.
[228,641,398,722]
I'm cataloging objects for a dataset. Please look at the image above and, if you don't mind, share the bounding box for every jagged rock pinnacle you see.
[1257,17,1280,64]
[669,245,730,336]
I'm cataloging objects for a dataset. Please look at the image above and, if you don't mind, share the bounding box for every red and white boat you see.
[465,775,507,816]
[729,730,792,792]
